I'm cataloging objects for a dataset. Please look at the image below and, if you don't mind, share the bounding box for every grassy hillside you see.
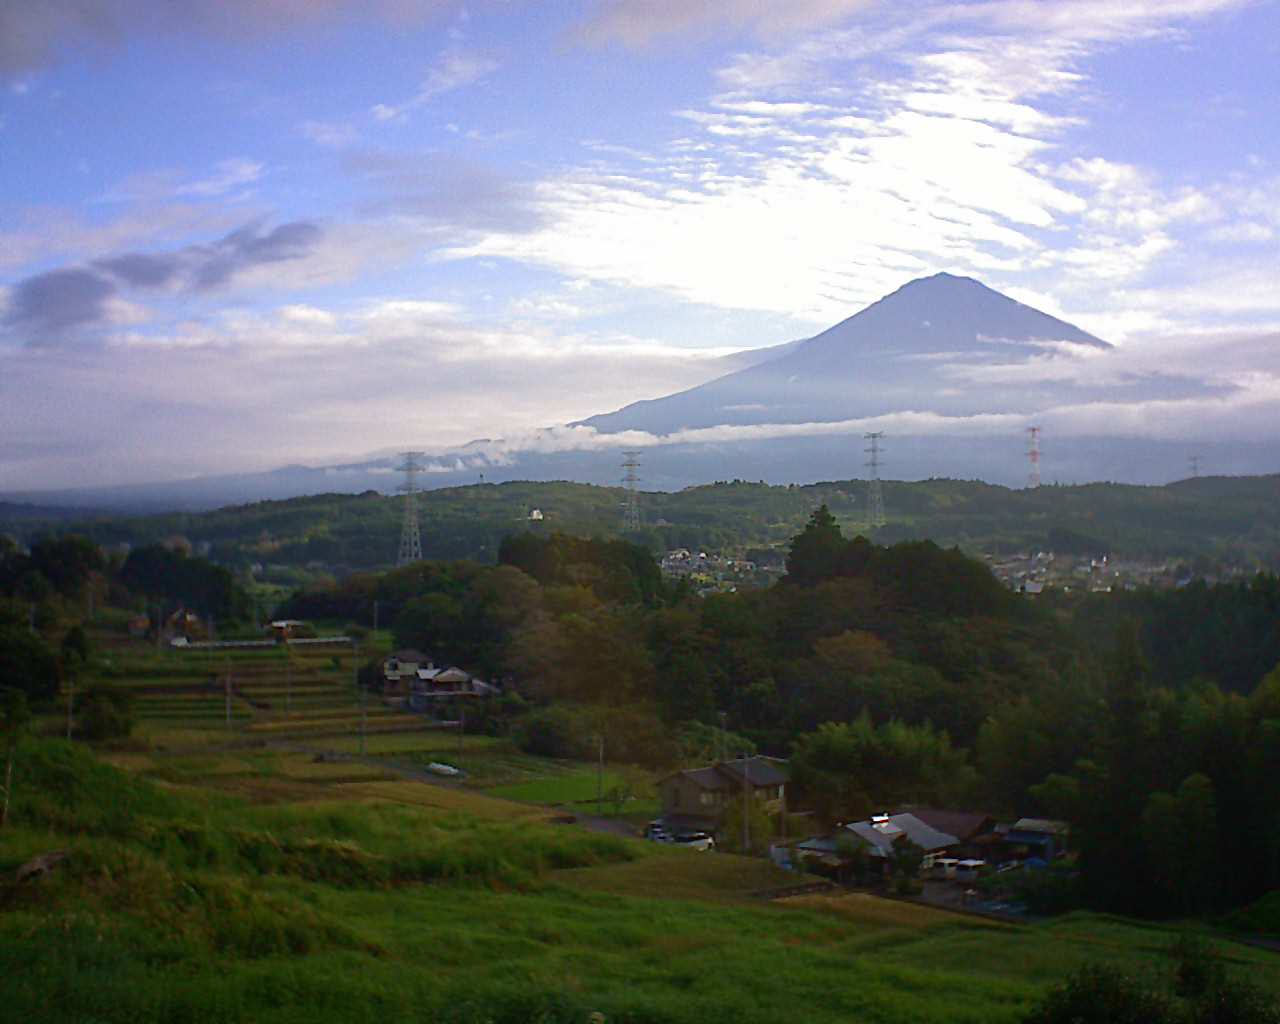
[7,474,1280,574]
[5,737,1279,1024]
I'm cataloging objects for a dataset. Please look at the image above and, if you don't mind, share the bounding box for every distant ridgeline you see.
[3,475,1279,574]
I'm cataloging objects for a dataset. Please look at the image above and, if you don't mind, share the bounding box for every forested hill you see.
[4,474,1279,572]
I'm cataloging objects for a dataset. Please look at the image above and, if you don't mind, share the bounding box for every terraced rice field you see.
[96,632,435,749]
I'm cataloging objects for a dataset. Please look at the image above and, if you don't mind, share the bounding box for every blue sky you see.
[2,0,1279,489]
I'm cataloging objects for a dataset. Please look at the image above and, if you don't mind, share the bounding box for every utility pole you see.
[354,639,366,756]
[742,753,750,855]
[596,733,605,816]
[458,708,465,759]
[285,647,292,717]
[224,656,232,732]
[65,674,74,741]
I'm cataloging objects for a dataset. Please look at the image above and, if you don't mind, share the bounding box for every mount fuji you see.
[7,273,1273,512]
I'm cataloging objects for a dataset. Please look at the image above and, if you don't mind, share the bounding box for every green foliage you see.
[1022,964,1180,1024]
[119,544,249,621]
[790,714,974,824]
[718,792,775,855]
[1221,891,1280,936]
[1,688,32,827]
[785,505,847,585]
[1023,943,1280,1024]
[0,534,102,600]
[514,706,592,760]
[79,685,137,741]
[0,624,60,702]
[1073,575,1280,697]
[499,531,666,606]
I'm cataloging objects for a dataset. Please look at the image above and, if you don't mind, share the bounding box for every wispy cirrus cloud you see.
[370,47,499,122]
[447,0,1268,340]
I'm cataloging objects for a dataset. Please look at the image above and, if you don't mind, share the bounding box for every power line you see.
[396,451,425,566]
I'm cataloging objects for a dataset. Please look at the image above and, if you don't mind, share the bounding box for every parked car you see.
[427,762,461,777]
[671,832,715,852]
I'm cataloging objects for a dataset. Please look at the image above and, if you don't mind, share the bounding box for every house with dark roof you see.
[656,756,788,833]
[406,666,499,710]
[793,812,961,881]
[1005,818,1069,862]
[895,809,999,860]
[382,650,433,692]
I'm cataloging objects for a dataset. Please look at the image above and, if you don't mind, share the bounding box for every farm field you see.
[74,629,658,822]
[5,737,1280,1024]
[17,626,1277,1023]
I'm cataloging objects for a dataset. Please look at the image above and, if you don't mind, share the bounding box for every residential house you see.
[794,812,960,880]
[656,755,788,833]
[897,809,999,861]
[382,649,432,693]
[1004,818,1069,862]
[406,666,499,711]
[267,619,307,642]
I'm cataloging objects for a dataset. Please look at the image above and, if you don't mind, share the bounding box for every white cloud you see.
[371,47,498,122]
[299,119,360,148]
[175,158,264,197]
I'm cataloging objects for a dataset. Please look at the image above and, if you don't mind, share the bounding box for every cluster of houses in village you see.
[377,649,499,712]
[985,550,1241,594]
[659,549,779,593]
[654,755,1068,890]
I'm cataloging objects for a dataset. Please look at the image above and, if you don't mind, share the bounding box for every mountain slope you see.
[579,273,1111,434]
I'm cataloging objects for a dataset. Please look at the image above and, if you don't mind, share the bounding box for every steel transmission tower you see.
[1189,454,1201,478]
[864,432,885,530]
[620,451,642,532]
[1027,426,1042,489]
[396,451,425,566]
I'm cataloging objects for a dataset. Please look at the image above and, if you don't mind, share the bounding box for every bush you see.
[79,685,136,741]
[1023,964,1179,1024]
[1024,949,1280,1024]
[514,706,590,760]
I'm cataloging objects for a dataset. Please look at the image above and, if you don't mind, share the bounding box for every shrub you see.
[1023,964,1179,1024]
[515,706,590,760]
[79,685,137,740]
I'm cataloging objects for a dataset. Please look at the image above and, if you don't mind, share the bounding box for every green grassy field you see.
[18,626,1276,1022]
[489,769,628,804]
[488,769,661,820]
[4,737,1279,1024]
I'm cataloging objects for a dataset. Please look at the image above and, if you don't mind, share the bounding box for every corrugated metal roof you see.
[846,813,959,855]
